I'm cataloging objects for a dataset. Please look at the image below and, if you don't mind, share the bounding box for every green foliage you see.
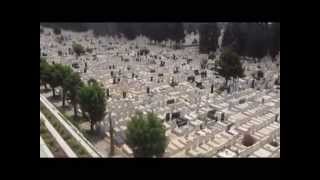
[217,49,245,83]
[270,141,279,147]
[257,70,264,80]
[46,64,60,96]
[44,63,73,98]
[40,57,51,86]
[86,47,93,54]
[138,48,150,56]
[64,72,83,117]
[126,112,167,157]
[53,27,61,35]
[208,52,215,60]
[79,80,106,131]
[72,43,85,57]
[222,23,280,59]
[40,101,90,157]
[242,134,256,147]
[54,64,73,106]
[269,23,280,57]
[199,23,220,53]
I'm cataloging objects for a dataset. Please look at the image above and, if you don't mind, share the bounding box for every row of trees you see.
[41,23,186,46]
[222,23,280,58]
[199,23,220,53]
[40,57,105,131]
[116,23,185,45]
[198,23,280,59]
[40,57,167,157]
[216,48,245,87]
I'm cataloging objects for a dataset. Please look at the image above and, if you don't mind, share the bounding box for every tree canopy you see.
[72,43,85,57]
[64,72,83,118]
[199,23,220,53]
[79,80,106,131]
[222,23,280,59]
[217,49,245,85]
[40,57,51,88]
[53,27,61,35]
[126,112,167,157]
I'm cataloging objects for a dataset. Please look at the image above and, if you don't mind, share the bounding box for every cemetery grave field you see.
[40,26,280,158]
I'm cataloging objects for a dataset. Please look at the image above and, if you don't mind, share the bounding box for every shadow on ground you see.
[83,128,107,144]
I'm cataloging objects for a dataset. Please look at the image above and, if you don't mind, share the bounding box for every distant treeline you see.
[198,22,280,58]
[222,23,280,58]
[41,23,186,44]
[40,23,280,58]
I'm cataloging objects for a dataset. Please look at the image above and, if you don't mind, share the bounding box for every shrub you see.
[239,98,246,104]
[242,134,256,147]
[53,27,61,35]
[270,141,279,147]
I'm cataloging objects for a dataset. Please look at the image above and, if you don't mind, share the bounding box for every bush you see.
[242,134,256,147]
[217,85,226,92]
[192,38,198,44]
[138,48,150,56]
[257,70,264,80]
[275,77,280,85]
[239,98,246,104]
[86,47,93,54]
[208,52,215,60]
[53,27,61,35]
[270,141,279,147]
[126,112,167,157]
[72,43,85,56]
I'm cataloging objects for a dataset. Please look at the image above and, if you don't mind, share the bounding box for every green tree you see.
[46,64,60,97]
[256,70,264,80]
[72,43,85,58]
[40,57,51,89]
[79,80,106,131]
[64,72,83,119]
[167,23,185,48]
[222,23,273,59]
[126,112,167,157]
[217,49,245,87]
[269,23,280,58]
[53,27,61,35]
[199,23,220,53]
[54,64,73,107]
[242,133,256,147]
[108,113,115,156]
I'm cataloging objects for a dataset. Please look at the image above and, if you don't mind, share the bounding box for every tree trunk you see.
[90,121,94,132]
[44,83,48,90]
[73,102,77,119]
[62,89,66,107]
[52,87,56,97]
[81,107,87,119]
[109,113,115,157]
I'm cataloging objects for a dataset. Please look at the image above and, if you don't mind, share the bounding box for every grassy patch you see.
[40,120,67,157]
[40,101,91,157]
[55,105,88,130]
